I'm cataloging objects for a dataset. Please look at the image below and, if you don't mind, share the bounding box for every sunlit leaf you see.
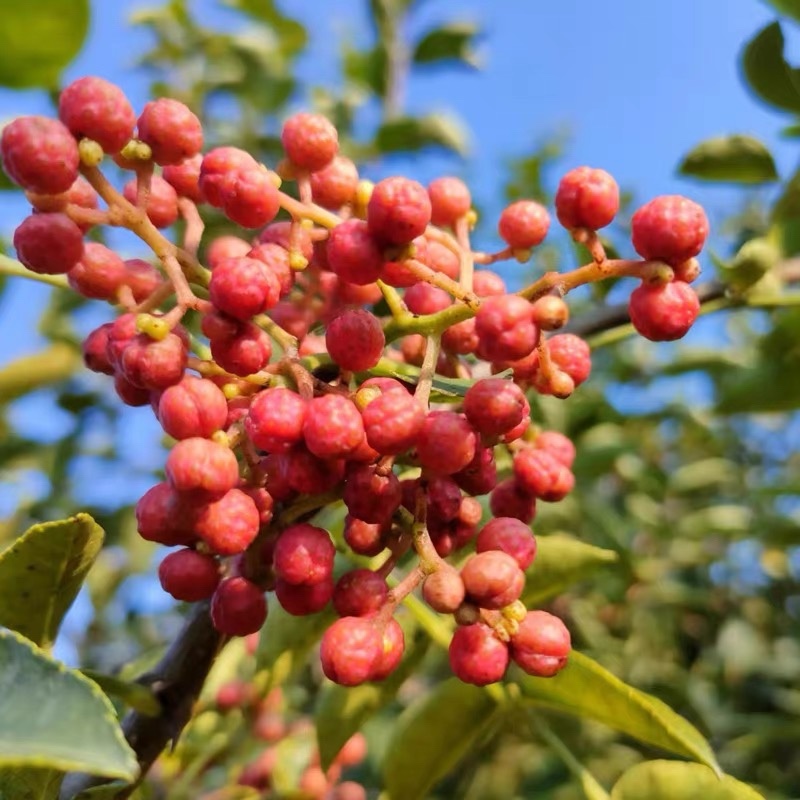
[678,135,778,183]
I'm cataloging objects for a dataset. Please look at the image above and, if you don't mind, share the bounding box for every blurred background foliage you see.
[0,0,800,798]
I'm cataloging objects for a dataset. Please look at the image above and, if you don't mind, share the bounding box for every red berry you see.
[326,219,384,285]
[454,446,497,496]
[114,373,151,407]
[163,153,203,202]
[1,116,79,194]
[82,324,114,375]
[319,616,382,686]
[13,213,84,275]
[555,166,619,230]
[118,331,188,391]
[534,431,576,468]
[498,200,550,248]
[199,147,259,207]
[427,177,471,226]
[275,576,334,616]
[326,309,385,372]
[372,617,405,680]
[222,168,281,229]
[158,548,220,602]
[207,235,251,268]
[490,478,536,524]
[510,610,571,677]
[344,515,387,556]
[416,412,477,475]
[422,568,466,613]
[332,569,388,617]
[475,295,539,362]
[473,270,506,297]
[531,334,591,390]
[135,482,197,546]
[310,155,358,208]
[461,550,525,610]
[194,488,260,556]
[165,437,240,495]
[281,112,338,172]
[122,175,179,228]
[27,176,98,222]
[476,517,537,570]
[283,446,345,494]
[209,320,272,376]
[58,76,135,153]
[67,242,127,300]
[513,448,574,502]
[628,280,700,341]
[531,295,570,331]
[257,220,314,263]
[463,378,527,437]
[273,523,335,586]
[246,387,307,453]
[137,98,203,165]
[404,283,451,315]
[449,623,509,686]
[211,577,267,637]
[631,195,709,265]
[123,258,163,303]
[343,464,401,524]
[361,391,424,455]
[303,395,365,459]
[210,256,281,320]
[367,177,431,246]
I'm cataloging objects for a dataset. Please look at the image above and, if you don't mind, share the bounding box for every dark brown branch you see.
[59,601,225,799]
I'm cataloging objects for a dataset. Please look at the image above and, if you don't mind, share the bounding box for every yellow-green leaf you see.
[611,761,765,799]
[0,629,137,780]
[678,135,778,184]
[0,514,104,649]
[0,343,80,405]
[0,767,62,800]
[515,651,719,772]
[383,679,500,800]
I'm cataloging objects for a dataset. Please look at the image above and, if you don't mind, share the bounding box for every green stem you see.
[0,254,69,289]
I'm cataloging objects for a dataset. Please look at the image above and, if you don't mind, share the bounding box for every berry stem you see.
[0,254,68,289]
[383,302,474,343]
[377,280,410,319]
[253,313,299,355]
[276,190,339,229]
[413,334,441,408]
[473,246,515,266]
[453,216,475,293]
[517,258,646,301]
[404,258,480,308]
[178,198,205,258]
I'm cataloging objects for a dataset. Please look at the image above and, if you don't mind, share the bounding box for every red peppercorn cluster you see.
[1,77,710,688]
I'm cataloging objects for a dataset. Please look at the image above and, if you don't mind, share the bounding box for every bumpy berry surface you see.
[303,395,365,459]
[367,177,432,246]
[246,387,307,453]
[118,331,188,390]
[211,577,267,637]
[555,166,620,230]
[194,488,260,556]
[461,550,525,609]
[310,155,358,207]
[513,447,574,501]
[68,242,127,300]
[319,616,382,686]
[449,623,509,686]
[422,568,466,613]
[199,147,259,207]
[464,378,527,436]
[372,617,405,680]
[165,437,240,495]
[475,295,539,362]
[631,195,709,265]
[326,219,384,285]
[628,279,700,341]
[273,523,335,586]
[333,569,388,617]
[137,98,203,165]
[14,213,84,275]
[2,116,79,194]
[281,112,339,171]
[427,176,471,226]
[416,412,477,475]
[158,548,220,601]
[210,256,281,320]
[498,200,550,248]
[222,168,281,229]
[510,610,571,677]
[476,517,537,570]
[122,175,179,229]
[163,153,203,202]
[326,309,385,372]
[490,478,536,524]
[58,76,135,153]
[275,576,334,616]
[135,482,196,546]
[344,464,401,524]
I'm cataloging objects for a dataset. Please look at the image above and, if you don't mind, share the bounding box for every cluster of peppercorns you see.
[1,76,709,688]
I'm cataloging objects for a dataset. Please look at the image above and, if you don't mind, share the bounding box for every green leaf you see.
[0,629,137,780]
[256,602,336,684]
[678,135,778,184]
[343,43,388,98]
[761,0,800,23]
[522,534,619,607]
[740,22,800,113]
[715,363,800,413]
[611,761,765,799]
[374,113,469,156]
[516,651,719,771]
[270,729,316,797]
[383,678,500,800]
[413,22,481,67]
[221,0,307,55]
[0,0,90,89]
[81,670,161,717]
[0,344,81,406]
[0,767,62,800]
[0,514,104,649]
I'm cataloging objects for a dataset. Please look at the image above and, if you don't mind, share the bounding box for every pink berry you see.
[211,577,267,637]
[534,431,576,468]
[362,390,425,455]
[281,112,338,172]
[454,446,498,496]
[513,448,574,502]
[628,280,700,341]
[530,334,591,391]
[1,116,79,194]
[194,488,260,556]
[58,76,135,153]
[137,98,203,165]
[475,294,539,362]
[631,195,709,265]
[555,166,619,230]
[82,324,114,375]
[326,309,385,372]
[422,568,466,613]
[476,517,537,570]
[326,219,384,285]
[463,378,527,437]
[416,411,477,475]
[67,242,127,300]
[158,549,220,602]
[344,516,387,556]
[372,617,405,680]
[165,437,240,495]
[118,331,188,390]
[333,569,388,617]
[199,147,259,207]
[163,153,203,202]
[404,283,451,315]
[510,610,571,677]
[367,177,431,246]
[207,235,251,269]
[122,175,179,228]
[343,464,401,524]
[135,482,197,546]
[209,320,272,376]
[158,376,227,440]
[210,256,281,320]
[498,200,550,248]
[275,576,334,616]
[449,623,509,686]
[222,168,281,229]
[303,394,365,459]
[461,551,526,609]
[490,478,536,524]
[319,617,382,686]
[123,258,163,303]
[246,387,307,453]
[273,523,335,586]
[310,155,358,208]
[13,213,84,275]
[427,177,471,226]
